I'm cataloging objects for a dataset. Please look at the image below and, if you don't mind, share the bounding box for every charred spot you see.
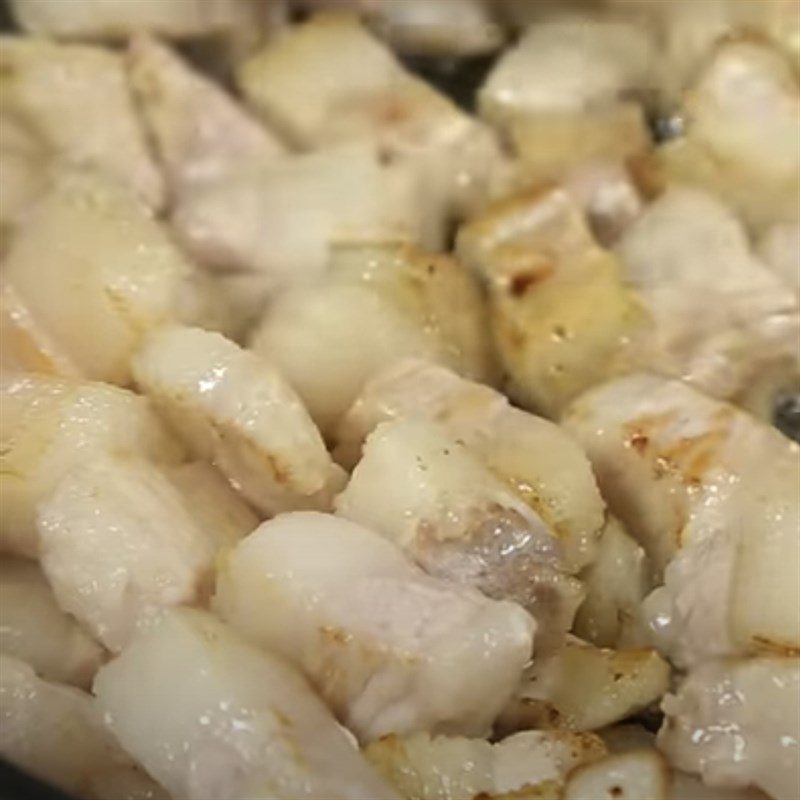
[376,95,413,127]
[509,266,553,297]
[627,431,649,453]
[751,635,800,657]
[509,272,537,297]
[626,153,666,200]
[659,428,727,486]
[610,786,624,798]
[319,626,352,646]
[265,452,292,486]
[374,733,402,751]
[683,447,716,485]
[539,703,563,727]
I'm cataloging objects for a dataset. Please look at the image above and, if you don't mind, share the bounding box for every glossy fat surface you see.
[659,657,800,800]
[365,729,607,800]
[0,37,163,208]
[564,373,800,665]
[126,35,432,314]
[616,186,800,401]
[128,33,285,192]
[0,373,183,555]
[214,512,534,742]
[564,750,669,800]
[299,0,504,58]
[603,725,767,800]
[0,558,105,688]
[500,640,670,734]
[236,13,503,226]
[688,40,800,186]
[479,15,655,126]
[37,455,215,652]
[93,608,400,800]
[237,12,470,152]
[1,8,798,799]
[337,418,581,653]
[336,359,606,573]
[2,171,196,384]
[661,37,800,231]
[251,283,439,435]
[327,244,495,385]
[133,326,346,515]
[249,242,494,436]
[572,517,652,649]
[0,282,80,378]
[0,654,166,800]
[165,461,259,550]
[334,358,505,469]
[171,142,422,290]
[457,186,645,417]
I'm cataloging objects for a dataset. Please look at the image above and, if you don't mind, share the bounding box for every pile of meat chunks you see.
[1,0,799,798]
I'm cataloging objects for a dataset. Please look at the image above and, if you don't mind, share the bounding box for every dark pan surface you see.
[0,760,74,800]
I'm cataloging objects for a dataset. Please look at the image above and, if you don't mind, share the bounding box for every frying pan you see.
[0,2,798,799]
